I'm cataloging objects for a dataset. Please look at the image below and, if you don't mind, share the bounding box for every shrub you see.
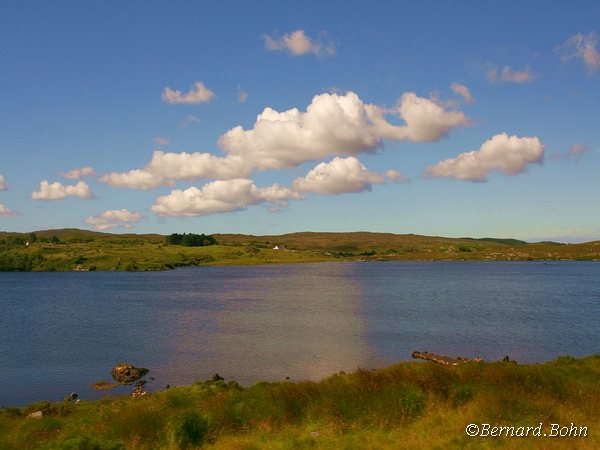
[172,411,208,448]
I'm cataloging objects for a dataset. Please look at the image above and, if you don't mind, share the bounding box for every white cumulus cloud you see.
[61,166,96,180]
[487,65,534,84]
[31,180,93,200]
[0,204,16,216]
[151,179,303,217]
[85,209,144,231]
[293,156,403,194]
[99,151,249,189]
[0,175,7,190]
[558,32,600,74]
[220,92,381,170]
[366,92,471,142]
[220,91,469,171]
[423,133,544,182]
[450,83,473,103]
[162,81,215,104]
[101,91,468,192]
[262,29,335,57]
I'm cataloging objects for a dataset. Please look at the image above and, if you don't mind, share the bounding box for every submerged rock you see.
[111,363,149,384]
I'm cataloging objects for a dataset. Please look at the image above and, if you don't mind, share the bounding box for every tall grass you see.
[1,356,599,449]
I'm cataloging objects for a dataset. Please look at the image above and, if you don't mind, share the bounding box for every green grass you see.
[1,356,599,449]
[1,229,599,272]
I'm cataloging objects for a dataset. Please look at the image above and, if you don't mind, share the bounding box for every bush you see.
[172,411,208,449]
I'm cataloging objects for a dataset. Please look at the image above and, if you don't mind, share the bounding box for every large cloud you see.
[31,180,93,200]
[293,156,403,194]
[151,179,303,217]
[220,91,469,170]
[219,92,381,170]
[365,92,470,142]
[558,32,600,74]
[61,166,96,180]
[423,133,544,182]
[262,29,335,57]
[99,151,249,189]
[101,91,467,192]
[162,81,215,104]
[0,175,7,190]
[85,209,144,231]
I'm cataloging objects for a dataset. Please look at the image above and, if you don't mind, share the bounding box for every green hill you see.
[0,229,599,272]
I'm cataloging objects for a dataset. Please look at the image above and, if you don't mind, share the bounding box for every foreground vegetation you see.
[0,229,599,271]
[1,356,598,449]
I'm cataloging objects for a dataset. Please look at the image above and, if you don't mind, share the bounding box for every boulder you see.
[111,363,149,384]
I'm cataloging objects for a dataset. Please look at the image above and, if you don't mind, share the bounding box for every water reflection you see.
[163,263,377,385]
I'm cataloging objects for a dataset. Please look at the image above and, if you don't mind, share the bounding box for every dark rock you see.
[165,384,170,389]
[212,373,224,382]
[502,355,517,363]
[111,363,149,384]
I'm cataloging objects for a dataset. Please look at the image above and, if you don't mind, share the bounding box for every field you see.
[0,356,598,449]
[1,229,599,272]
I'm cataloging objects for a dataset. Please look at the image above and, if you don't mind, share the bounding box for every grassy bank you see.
[1,356,598,449]
[1,229,599,272]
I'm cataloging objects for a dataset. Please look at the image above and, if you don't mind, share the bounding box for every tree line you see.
[166,233,218,247]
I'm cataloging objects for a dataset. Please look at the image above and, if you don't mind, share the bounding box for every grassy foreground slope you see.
[1,356,598,449]
[1,229,599,271]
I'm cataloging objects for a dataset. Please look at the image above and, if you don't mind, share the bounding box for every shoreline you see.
[2,355,599,448]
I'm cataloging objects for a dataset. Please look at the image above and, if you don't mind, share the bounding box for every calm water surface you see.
[1,261,599,406]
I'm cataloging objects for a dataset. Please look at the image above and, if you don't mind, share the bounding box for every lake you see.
[1,261,599,407]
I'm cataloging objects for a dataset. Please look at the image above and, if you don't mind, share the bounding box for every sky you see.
[1,0,599,242]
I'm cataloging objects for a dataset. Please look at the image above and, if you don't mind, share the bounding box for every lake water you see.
[1,261,599,407]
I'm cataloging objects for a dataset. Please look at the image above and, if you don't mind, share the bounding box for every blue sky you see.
[1,1,599,241]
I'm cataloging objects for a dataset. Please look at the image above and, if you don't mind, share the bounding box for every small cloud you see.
[153,136,170,146]
[151,179,303,217]
[558,32,600,74]
[550,143,591,161]
[292,156,404,194]
[180,114,201,128]
[85,209,144,231]
[569,143,591,156]
[31,180,93,200]
[0,175,7,190]
[0,203,17,216]
[99,151,249,190]
[262,29,335,57]
[61,166,96,180]
[237,85,248,103]
[487,65,534,84]
[450,83,473,103]
[366,92,471,142]
[162,81,215,104]
[423,133,544,182]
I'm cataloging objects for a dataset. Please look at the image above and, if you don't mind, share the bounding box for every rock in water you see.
[111,363,149,383]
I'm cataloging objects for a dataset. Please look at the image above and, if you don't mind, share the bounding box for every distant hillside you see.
[0,229,599,271]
